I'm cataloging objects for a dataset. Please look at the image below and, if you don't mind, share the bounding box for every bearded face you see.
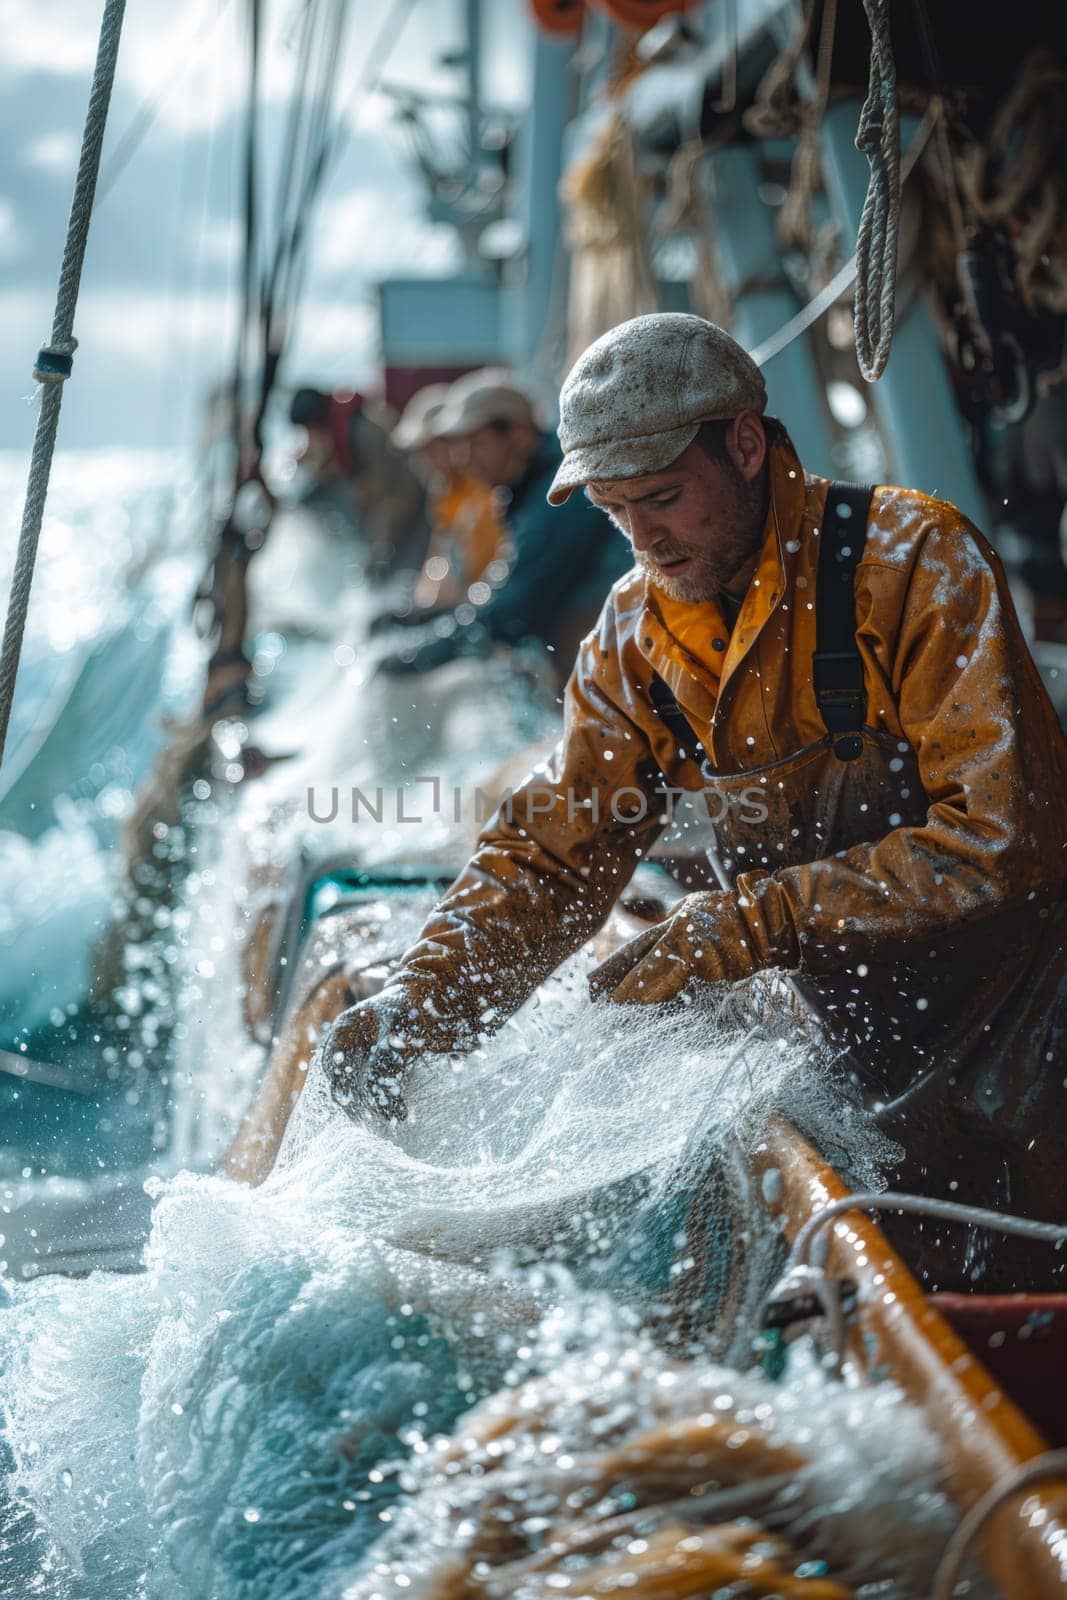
[585,430,768,604]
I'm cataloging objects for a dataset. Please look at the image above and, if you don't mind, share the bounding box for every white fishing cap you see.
[435,368,538,439]
[391,383,452,451]
[547,313,767,504]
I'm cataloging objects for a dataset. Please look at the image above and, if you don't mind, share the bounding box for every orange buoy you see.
[589,0,701,27]
[529,0,585,34]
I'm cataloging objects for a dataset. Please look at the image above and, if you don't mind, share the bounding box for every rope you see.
[659,142,732,330]
[966,50,1067,317]
[929,1450,1067,1600]
[0,0,127,771]
[765,1182,1067,1383]
[790,1190,1067,1273]
[743,0,818,142]
[748,102,939,369]
[852,0,901,380]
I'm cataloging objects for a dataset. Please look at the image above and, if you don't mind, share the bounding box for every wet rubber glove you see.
[587,890,769,1005]
[324,990,426,1123]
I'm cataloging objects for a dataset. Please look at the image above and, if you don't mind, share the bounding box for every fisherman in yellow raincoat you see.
[325,313,1067,1293]
[389,383,505,612]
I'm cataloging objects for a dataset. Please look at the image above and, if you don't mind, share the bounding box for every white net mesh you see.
[0,950,924,1600]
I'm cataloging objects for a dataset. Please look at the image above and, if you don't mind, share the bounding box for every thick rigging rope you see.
[0,0,128,772]
[748,102,939,369]
[852,0,900,380]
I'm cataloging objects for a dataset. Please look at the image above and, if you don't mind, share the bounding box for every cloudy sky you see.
[0,0,532,452]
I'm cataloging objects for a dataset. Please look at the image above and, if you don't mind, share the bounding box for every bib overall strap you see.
[648,672,709,771]
[814,481,875,762]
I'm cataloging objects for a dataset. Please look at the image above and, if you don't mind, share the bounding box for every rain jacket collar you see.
[635,439,801,765]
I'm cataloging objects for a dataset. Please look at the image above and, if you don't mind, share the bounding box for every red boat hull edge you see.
[932,1294,1067,1448]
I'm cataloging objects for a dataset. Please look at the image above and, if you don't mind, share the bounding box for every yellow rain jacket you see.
[413,470,505,610]
[383,440,1067,1288]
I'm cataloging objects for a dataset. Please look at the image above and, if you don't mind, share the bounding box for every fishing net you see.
[167,654,561,1166]
[339,1316,973,1600]
[0,942,913,1600]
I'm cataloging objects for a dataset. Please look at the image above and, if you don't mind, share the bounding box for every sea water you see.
[0,449,203,1046]
[1,976,971,1599]
[0,453,982,1599]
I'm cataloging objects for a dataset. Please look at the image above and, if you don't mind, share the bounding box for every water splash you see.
[0,969,916,1599]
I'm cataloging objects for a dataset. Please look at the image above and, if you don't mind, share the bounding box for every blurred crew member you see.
[288,386,429,578]
[390,385,505,613]
[289,386,364,486]
[378,370,631,678]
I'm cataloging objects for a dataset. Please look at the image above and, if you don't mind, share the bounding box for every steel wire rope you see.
[252,0,349,476]
[256,0,349,432]
[201,0,355,657]
[767,1184,1067,1374]
[0,0,129,771]
[790,1190,1067,1274]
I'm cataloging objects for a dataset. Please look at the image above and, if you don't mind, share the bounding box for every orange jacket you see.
[387,440,1067,1045]
[413,471,505,609]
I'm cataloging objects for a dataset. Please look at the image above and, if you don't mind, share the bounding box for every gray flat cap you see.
[435,368,537,439]
[548,314,767,504]
[391,383,452,451]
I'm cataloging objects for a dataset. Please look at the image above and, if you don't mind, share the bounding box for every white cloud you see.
[0,285,380,449]
[67,287,379,387]
[23,131,80,179]
[0,199,27,261]
[3,0,288,137]
[4,0,532,142]
[315,186,462,280]
[73,288,238,372]
[190,216,243,270]
[0,290,53,376]
[290,299,379,384]
[0,0,100,75]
